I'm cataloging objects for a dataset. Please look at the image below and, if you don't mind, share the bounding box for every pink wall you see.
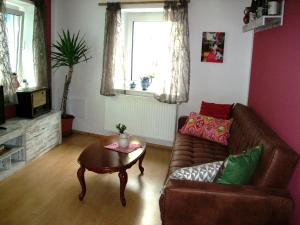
[248,0,300,224]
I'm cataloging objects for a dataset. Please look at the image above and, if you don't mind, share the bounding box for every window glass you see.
[6,12,23,73]
[6,0,34,87]
[131,21,170,92]
[122,10,171,93]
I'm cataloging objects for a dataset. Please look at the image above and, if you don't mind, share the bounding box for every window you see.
[6,0,34,87]
[100,2,190,103]
[122,9,171,93]
[6,9,23,74]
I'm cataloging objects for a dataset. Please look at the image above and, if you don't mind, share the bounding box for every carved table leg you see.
[118,170,128,207]
[139,151,146,175]
[77,166,86,201]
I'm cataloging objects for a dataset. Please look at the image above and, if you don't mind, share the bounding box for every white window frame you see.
[122,10,168,95]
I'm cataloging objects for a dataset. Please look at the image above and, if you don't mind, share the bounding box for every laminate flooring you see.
[0,134,171,225]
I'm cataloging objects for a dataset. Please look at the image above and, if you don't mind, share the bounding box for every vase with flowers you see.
[116,123,129,148]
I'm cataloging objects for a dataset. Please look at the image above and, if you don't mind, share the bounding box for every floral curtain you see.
[0,0,18,104]
[154,0,190,104]
[33,0,48,88]
[100,3,125,96]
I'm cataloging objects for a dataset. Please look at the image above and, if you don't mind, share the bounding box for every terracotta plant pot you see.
[61,114,74,137]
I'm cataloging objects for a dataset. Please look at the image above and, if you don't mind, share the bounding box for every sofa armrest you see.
[160,179,293,225]
[178,116,188,131]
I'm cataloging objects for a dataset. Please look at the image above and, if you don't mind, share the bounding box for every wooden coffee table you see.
[77,135,146,206]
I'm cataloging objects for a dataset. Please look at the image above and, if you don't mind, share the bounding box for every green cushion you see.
[216,146,263,185]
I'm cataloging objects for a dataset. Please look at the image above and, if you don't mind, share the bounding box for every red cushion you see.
[200,101,233,119]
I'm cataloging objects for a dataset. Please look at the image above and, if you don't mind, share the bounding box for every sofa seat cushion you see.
[169,133,229,175]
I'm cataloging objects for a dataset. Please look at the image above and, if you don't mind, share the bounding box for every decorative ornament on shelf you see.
[244,0,268,24]
[140,74,154,91]
[268,0,280,15]
[250,2,257,21]
[11,73,20,89]
[243,0,284,32]
[116,123,129,148]
[256,0,264,18]
[263,0,269,15]
[243,7,251,24]
[129,81,136,89]
[22,79,29,89]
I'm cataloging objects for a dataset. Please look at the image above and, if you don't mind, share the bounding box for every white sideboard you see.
[0,111,61,181]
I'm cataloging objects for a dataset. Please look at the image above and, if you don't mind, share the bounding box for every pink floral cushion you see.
[179,112,204,138]
[180,113,232,146]
[201,115,232,146]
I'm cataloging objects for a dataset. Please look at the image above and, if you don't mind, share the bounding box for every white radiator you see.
[104,95,177,146]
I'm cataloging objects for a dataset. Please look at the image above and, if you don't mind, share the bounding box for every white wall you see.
[52,0,109,135]
[178,0,253,116]
[51,0,253,136]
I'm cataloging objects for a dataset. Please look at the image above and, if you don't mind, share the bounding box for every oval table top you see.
[78,135,146,173]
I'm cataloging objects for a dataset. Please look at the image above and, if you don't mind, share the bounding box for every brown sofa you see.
[159,103,299,225]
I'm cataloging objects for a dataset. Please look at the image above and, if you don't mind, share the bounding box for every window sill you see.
[113,88,156,98]
[125,89,155,97]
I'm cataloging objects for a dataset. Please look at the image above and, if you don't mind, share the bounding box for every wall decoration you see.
[201,32,225,63]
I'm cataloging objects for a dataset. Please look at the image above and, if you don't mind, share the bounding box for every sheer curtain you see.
[154,0,190,104]
[33,0,48,88]
[100,3,125,96]
[0,0,17,104]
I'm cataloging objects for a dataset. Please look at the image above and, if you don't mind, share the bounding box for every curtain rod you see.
[98,0,190,6]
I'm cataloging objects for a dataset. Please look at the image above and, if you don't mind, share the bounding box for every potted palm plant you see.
[51,30,91,136]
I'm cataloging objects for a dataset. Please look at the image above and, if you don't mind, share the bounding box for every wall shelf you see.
[243,1,285,32]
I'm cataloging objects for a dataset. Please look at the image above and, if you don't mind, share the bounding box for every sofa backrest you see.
[229,103,299,189]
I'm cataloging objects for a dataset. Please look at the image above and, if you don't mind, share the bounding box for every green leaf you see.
[51,29,91,68]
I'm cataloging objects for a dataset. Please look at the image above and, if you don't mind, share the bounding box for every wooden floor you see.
[0,134,171,225]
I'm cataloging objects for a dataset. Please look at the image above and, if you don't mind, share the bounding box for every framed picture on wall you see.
[201,32,225,63]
